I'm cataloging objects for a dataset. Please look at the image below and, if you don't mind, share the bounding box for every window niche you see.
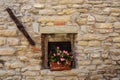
[41,34,76,69]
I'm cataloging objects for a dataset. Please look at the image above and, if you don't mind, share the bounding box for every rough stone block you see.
[0,37,5,46]
[22,71,39,76]
[78,60,91,65]
[78,9,88,13]
[21,17,33,23]
[55,77,78,80]
[0,30,17,37]
[22,65,40,71]
[78,41,88,46]
[41,69,79,76]
[96,23,113,29]
[33,3,45,9]
[92,59,103,65]
[40,26,78,33]
[88,41,101,47]
[114,22,120,29]
[103,8,111,15]
[94,15,106,22]
[87,15,95,22]
[77,18,87,25]
[39,9,56,15]
[114,43,120,48]
[111,8,120,13]
[0,70,15,76]
[38,16,70,22]
[96,29,113,33]
[0,25,5,30]
[10,62,23,69]
[0,48,15,56]
[0,63,3,68]
[113,37,120,42]
[7,38,19,46]
[82,34,106,41]
[59,0,84,4]
[91,53,101,58]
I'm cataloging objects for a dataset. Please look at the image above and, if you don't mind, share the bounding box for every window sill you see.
[41,69,79,76]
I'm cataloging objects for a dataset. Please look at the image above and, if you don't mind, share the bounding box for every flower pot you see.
[50,62,71,71]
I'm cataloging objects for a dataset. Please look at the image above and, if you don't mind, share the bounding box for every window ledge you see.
[40,26,78,34]
[41,69,79,76]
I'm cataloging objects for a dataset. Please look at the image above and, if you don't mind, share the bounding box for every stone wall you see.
[0,0,120,80]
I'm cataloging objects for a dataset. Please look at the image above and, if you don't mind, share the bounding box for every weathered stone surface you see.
[40,26,78,33]
[96,23,113,29]
[114,43,120,48]
[92,59,103,65]
[111,13,120,17]
[82,34,106,41]
[21,17,33,23]
[102,53,109,59]
[90,74,103,80]
[113,37,120,42]
[88,41,101,47]
[78,60,91,65]
[111,78,120,80]
[33,3,45,9]
[0,37,5,46]
[78,41,88,46]
[10,62,23,69]
[86,65,96,70]
[91,53,101,58]
[78,9,88,13]
[0,48,15,56]
[104,60,112,64]
[96,29,113,33]
[102,8,111,15]
[5,62,23,69]
[7,38,19,46]
[60,9,76,15]
[39,9,56,15]
[94,15,106,22]
[86,0,103,4]
[19,56,29,62]
[110,49,120,55]
[22,71,39,76]
[55,77,78,80]
[0,30,17,37]
[59,0,84,4]
[0,25,6,30]
[77,18,87,25]
[107,16,117,22]
[22,65,40,71]
[21,5,32,10]
[38,16,70,22]
[41,69,79,76]
[87,15,95,22]
[111,8,120,13]
[0,70,15,76]
[111,55,120,61]
[0,0,120,80]
[114,22,120,29]
[0,63,3,68]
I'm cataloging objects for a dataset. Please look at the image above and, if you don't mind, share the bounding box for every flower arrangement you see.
[48,46,74,65]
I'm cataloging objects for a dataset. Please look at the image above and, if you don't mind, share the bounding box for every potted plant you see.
[48,46,74,71]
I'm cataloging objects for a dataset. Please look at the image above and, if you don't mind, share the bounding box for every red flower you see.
[60,58,65,61]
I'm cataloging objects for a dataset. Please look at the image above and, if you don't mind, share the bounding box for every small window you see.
[41,34,76,69]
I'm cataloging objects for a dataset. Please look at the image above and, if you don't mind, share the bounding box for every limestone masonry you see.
[0,0,120,80]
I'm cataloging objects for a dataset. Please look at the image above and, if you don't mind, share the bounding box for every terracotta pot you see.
[50,62,71,71]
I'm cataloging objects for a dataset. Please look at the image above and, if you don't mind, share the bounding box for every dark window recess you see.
[47,42,75,68]
[48,42,71,54]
